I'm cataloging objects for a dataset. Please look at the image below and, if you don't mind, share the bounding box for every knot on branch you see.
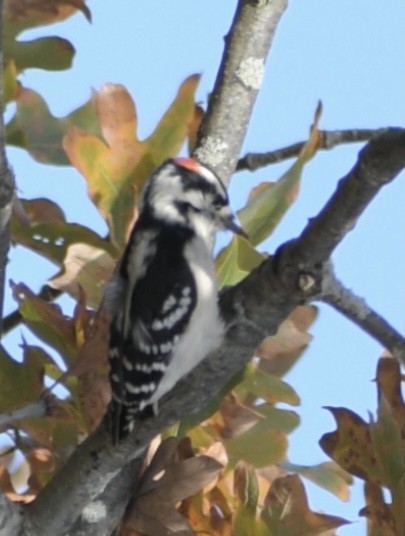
[273,240,325,302]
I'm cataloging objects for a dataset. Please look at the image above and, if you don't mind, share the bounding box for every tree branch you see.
[0,494,22,536]
[321,266,405,364]
[0,2,14,339]
[0,0,24,533]
[275,128,405,265]
[193,0,288,184]
[68,455,145,536]
[237,127,390,171]
[23,129,405,535]
[0,392,57,431]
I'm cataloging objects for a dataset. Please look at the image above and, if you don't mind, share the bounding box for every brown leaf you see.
[56,304,110,433]
[219,394,262,439]
[319,407,382,484]
[25,446,55,492]
[48,243,116,308]
[233,461,259,510]
[202,442,228,471]
[187,104,204,153]
[13,197,66,228]
[11,282,78,366]
[258,305,317,377]
[19,198,66,224]
[360,480,397,536]
[124,437,223,536]
[0,463,33,503]
[6,0,91,24]
[96,83,137,151]
[261,474,350,535]
[376,356,405,438]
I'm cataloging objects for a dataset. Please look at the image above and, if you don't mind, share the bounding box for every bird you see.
[105,157,246,441]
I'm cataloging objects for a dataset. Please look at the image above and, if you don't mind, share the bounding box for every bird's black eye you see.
[176,200,201,214]
[213,195,226,210]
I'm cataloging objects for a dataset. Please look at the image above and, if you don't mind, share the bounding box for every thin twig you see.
[0,401,47,429]
[0,393,57,431]
[237,128,390,171]
[321,265,405,365]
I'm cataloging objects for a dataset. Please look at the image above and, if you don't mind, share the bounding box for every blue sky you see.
[5,1,404,534]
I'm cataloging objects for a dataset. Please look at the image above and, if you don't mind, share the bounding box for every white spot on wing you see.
[109,347,119,359]
[125,382,156,394]
[139,342,151,355]
[162,294,176,313]
[123,357,134,370]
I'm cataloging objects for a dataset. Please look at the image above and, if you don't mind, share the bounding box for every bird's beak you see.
[221,210,249,238]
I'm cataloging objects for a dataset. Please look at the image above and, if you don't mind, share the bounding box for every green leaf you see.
[256,406,300,434]
[8,37,74,72]
[237,367,300,406]
[6,87,100,164]
[370,408,405,490]
[3,0,90,73]
[4,61,19,103]
[281,461,353,501]
[237,103,322,246]
[216,235,265,288]
[11,200,117,266]
[226,420,287,468]
[234,462,268,536]
[11,283,79,367]
[0,344,49,413]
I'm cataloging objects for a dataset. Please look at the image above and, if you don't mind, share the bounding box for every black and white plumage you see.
[106,157,245,441]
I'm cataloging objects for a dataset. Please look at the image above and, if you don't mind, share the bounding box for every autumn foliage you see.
[0,2,403,535]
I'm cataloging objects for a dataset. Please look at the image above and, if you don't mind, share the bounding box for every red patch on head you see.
[174,157,200,173]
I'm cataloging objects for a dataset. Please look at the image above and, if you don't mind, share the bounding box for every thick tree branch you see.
[321,266,405,364]
[23,129,405,535]
[275,128,405,266]
[0,494,21,536]
[0,0,22,533]
[0,1,14,337]
[0,3,14,332]
[193,0,288,184]
[237,127,390,171]
[69,456,145,536]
